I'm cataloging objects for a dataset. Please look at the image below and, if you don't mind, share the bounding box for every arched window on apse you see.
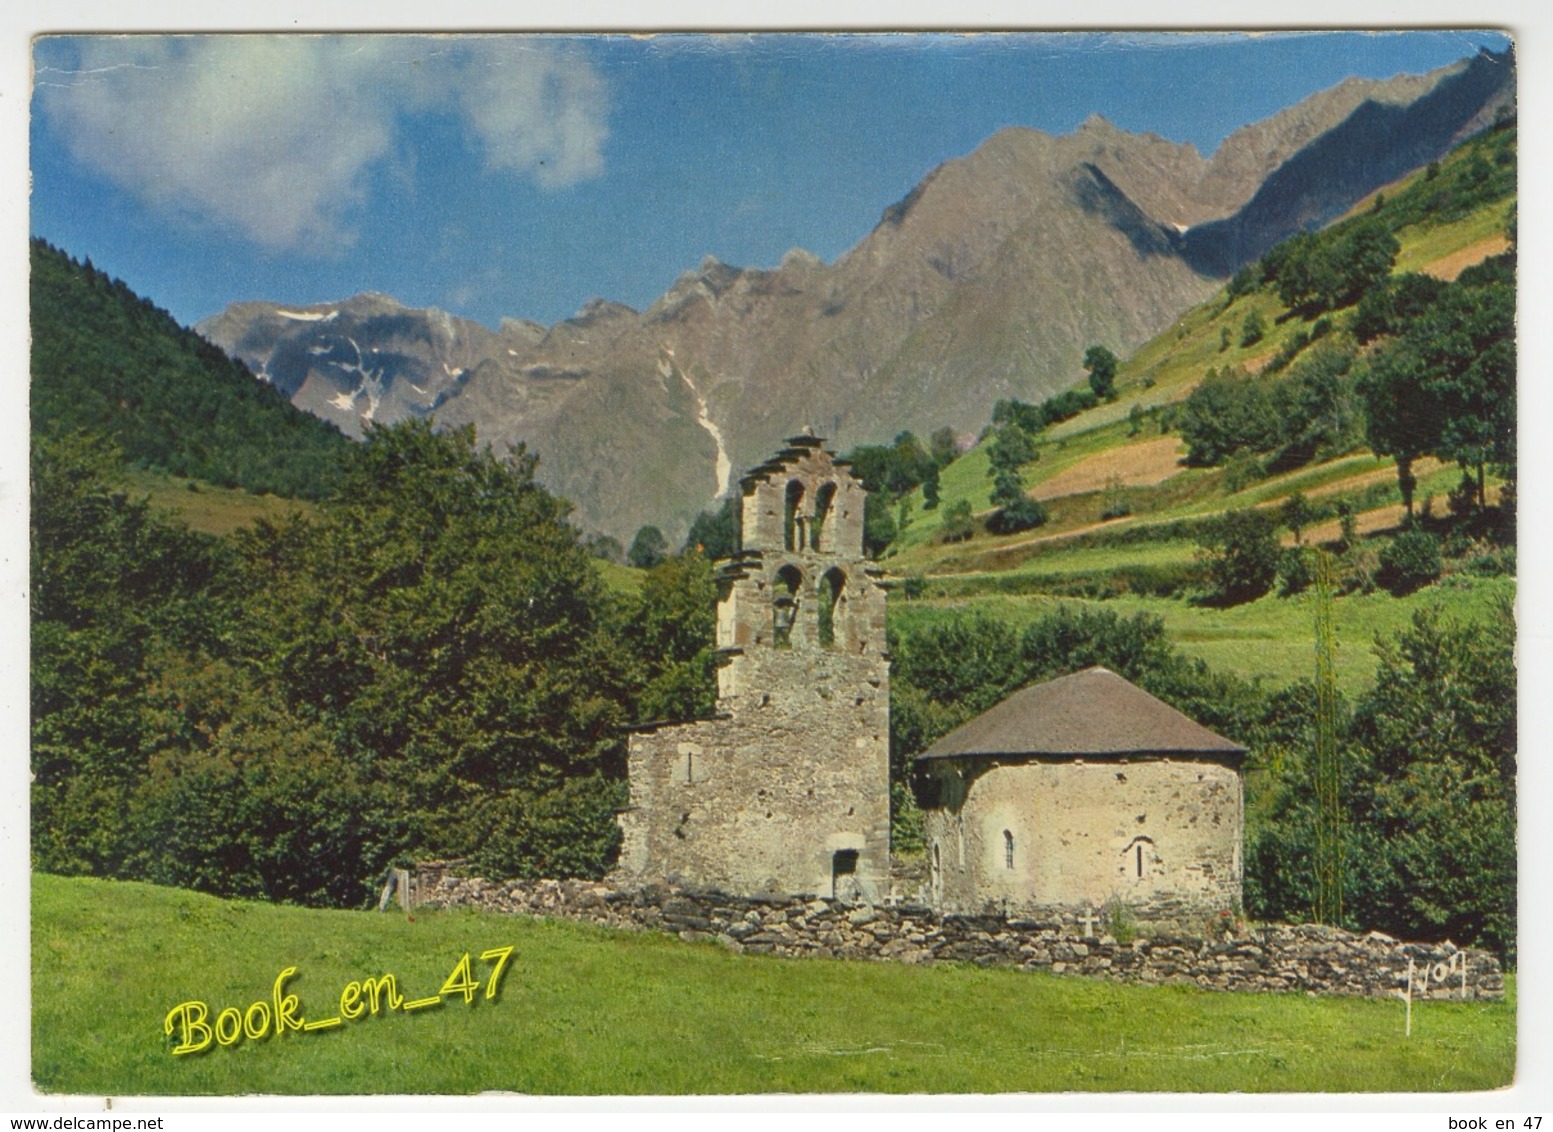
[1124,836,1156,880]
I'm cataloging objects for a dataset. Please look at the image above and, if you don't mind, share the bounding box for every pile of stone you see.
[416,875,1503,1000]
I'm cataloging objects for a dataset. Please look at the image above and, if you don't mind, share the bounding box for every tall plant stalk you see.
[1313,549,1344,925]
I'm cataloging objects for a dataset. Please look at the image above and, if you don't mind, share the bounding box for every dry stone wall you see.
[417,874,1503,1001]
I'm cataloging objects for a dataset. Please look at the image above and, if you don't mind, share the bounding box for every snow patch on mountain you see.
[323,336,386,421]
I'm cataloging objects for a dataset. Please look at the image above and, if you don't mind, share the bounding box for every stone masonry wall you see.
[739,434,865,559]
[616,648,891,902]
[615,435,892,904]
[922,759,1242,916]
[417,875,1504,1001]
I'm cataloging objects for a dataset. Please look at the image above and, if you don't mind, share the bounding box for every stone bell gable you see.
[915,667,1246,922]
[615,435,891,902]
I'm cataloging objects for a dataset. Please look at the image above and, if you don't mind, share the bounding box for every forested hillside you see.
[30,419,722,907]
[28,242,726,905]
[30,239,348,498]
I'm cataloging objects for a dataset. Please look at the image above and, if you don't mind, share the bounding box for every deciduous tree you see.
[1084,345,1119,401]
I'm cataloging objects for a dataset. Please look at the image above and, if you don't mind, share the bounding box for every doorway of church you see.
[831,848,860,901]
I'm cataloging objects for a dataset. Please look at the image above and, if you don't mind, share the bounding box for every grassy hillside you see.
[116,468,320,537]
[891,575,1513,697]
[888,124,1513,550]
[33,874,1514,1096]
[870,122,1515,696]
[112,467,655,608]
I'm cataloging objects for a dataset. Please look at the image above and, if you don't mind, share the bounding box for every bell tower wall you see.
[617,434,892,902]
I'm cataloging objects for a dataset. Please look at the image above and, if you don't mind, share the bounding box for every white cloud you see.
[452,40,608,188]
[34,35,610,253]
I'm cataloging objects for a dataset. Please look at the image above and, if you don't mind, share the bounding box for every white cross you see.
[1078,909,1099,936]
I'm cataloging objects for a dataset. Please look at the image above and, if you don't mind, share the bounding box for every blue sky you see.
[30,30,1511,331]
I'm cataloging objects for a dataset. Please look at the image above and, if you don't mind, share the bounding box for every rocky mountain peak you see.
[569,298,639,326]
[779,247,824,272]
[203,49,1513,544]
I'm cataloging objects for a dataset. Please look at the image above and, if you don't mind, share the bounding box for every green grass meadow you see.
[120,468,319,537]
[888,576,1514,697]
[33,874,1513,1096]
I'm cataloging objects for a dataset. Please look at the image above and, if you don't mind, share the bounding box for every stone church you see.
[616,436,1245,920]
[615,434,893,902]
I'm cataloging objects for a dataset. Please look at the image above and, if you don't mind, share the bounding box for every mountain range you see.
[198,47,1514,542]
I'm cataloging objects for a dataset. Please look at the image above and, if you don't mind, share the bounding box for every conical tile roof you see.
[917,666,1245,762]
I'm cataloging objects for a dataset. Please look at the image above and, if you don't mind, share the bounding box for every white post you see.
[1405,958,1414,1037]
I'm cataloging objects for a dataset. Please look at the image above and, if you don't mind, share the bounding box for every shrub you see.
[1278,546,1315,596]
[1335,502,1358,551]
[940,500,975,543]
[1102,898,1139,944]
[1223,450,1265,494]
[1463,545,1515,578]
[986,495,1048,535]
[1240,309,1266,347]
[1100,476,1132,520]
[1377,529,1443,595]
[1197,509,1279,605]
[1335,546,1380,595]
[1263,329,1310,375]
